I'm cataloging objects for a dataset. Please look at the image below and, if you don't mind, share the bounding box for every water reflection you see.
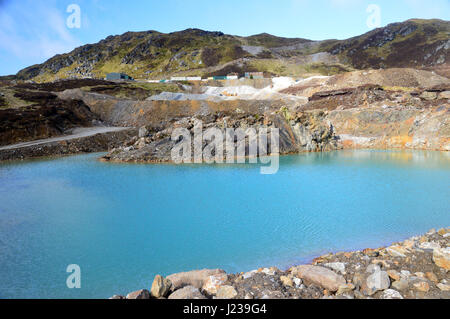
[282,150,450,169]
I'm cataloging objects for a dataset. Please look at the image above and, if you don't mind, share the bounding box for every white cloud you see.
[0,1,80,63]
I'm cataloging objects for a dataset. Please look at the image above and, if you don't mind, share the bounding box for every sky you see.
[0,0,449,76]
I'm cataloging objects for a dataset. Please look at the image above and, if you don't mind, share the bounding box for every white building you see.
[170,76,187,81]
[186,77,202,81]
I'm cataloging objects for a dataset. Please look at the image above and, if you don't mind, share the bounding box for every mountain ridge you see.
[15,19,450,82]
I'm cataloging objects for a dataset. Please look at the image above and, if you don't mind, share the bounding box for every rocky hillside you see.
[324,19,449,69]
[0,88,98,146]
[15,19,449,82]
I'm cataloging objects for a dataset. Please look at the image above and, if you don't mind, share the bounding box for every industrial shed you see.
[106,73,134,81]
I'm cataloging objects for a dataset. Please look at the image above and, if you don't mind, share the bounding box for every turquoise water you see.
[0,150,449,299]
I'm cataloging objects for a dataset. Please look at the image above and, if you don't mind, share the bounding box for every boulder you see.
[413,281,430,292]
[216,285,238,299]
[260,290,285,299]
[293,277,302,288]
[362,248,379,257]
[418,241,440,252]
[323,262,346,275]
[400,270,411,278]
[437,283,450,291]
[414,272,425,279]
[135,137,147,149]
[242,270,257,279]
[432,247,450,270]
[151,275,172,298]
[402,239,415,249]
[365,264,381,274]
[336,284,355,295]
[420,91,437,100]
[168,286,206,299]
[126,289,150,299]
[138,126,148,138]
[387,270,401,281]
[425,272,438,283]
[202,273,228,295]
[279,276,293,287]
[381,289,403,299]
[371,259,390,268]
[386,246,407,258]
[392,279,409,291]
[364,271,390,296]
[438,91,450,99]
[260,267,278,276]
[166,269,226,290]
[352,272,365,288]
[290,265,346,292]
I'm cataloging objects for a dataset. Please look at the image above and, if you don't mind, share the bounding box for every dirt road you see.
[0,127,130,151]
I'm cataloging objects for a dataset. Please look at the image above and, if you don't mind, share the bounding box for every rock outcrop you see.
[290,265,346,292]
[166,269,226,290]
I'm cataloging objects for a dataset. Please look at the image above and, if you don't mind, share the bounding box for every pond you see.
[0,150,449,298]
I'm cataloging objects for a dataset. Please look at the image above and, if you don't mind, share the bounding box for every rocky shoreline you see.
[112,228,449,299]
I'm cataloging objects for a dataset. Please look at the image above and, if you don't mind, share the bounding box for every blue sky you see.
[0,0,449,75]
